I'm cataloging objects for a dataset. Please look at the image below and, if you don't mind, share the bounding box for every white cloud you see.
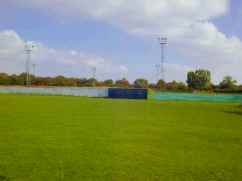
[0,30,128,80]
[174,21,242,83]
[0,30,26,73]
[1,0,242,83]
[165,63,192,82]
[0,30,24,59]
[9,0,228,37]
[119,65,128,73]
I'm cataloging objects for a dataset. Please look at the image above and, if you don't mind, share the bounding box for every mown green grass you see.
[0,94,242,181]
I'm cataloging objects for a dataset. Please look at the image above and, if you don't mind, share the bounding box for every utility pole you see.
[158,37,168,81]
[25,42,35,86]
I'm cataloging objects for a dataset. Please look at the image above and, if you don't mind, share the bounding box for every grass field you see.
[0,94,242,181]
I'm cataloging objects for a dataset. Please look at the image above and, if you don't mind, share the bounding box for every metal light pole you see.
[32,63,36,76]
[155,64,160,82]
[91,66,97,87]
[158,37,168,81]
[25,42,35,86]
[91,66,96,79]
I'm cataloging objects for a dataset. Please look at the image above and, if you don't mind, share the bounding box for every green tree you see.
[176,82,188,91]
[0,73,11,85]
[52,76,66,86]
[166,81,178,90]
[103,79,114,87]
[9,74,18,85]
[219,76,237,90]
[187,69,211,90]
[156,79,166,90]
[187,71,196,88]
[115,79,130,88]
[134,78,148,88]
[18,73,31,85]
[86,78,98,87]
[166,81,188,91]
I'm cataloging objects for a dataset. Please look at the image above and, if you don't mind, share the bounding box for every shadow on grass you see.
[224,105,242,116]
[225,111,242,116]
[0,175,10,181]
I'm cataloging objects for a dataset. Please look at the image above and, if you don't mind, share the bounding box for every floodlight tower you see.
[155,64,161,82]
[91,66,96,79]
[123,71,128,80]
[31,63,37,85]
[158,37,168,81]
[121,68,128,80]
[24,42,35,86]
[32,63,36,77]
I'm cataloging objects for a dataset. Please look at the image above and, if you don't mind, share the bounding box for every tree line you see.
[0,70,241,93]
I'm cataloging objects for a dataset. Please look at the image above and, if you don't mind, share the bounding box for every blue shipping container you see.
[108,88,148,99]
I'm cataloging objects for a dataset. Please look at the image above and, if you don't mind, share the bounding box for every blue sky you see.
[214,0,242,39]
[0,0,242,83]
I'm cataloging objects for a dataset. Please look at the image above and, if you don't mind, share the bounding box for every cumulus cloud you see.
[0,30,26,73]
[174,21,242,83]
[8,0,228,37]
[1,0,242,83]
[109,0,228,37]
[0,30,128,80]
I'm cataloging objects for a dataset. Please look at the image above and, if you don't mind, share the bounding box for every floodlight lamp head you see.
[25,42,36,51]
[158,37,168,45]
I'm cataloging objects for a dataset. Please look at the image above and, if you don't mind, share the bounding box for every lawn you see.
[0,94,242,181]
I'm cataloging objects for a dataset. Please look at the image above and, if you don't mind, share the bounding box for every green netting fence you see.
[151,92,242,102]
